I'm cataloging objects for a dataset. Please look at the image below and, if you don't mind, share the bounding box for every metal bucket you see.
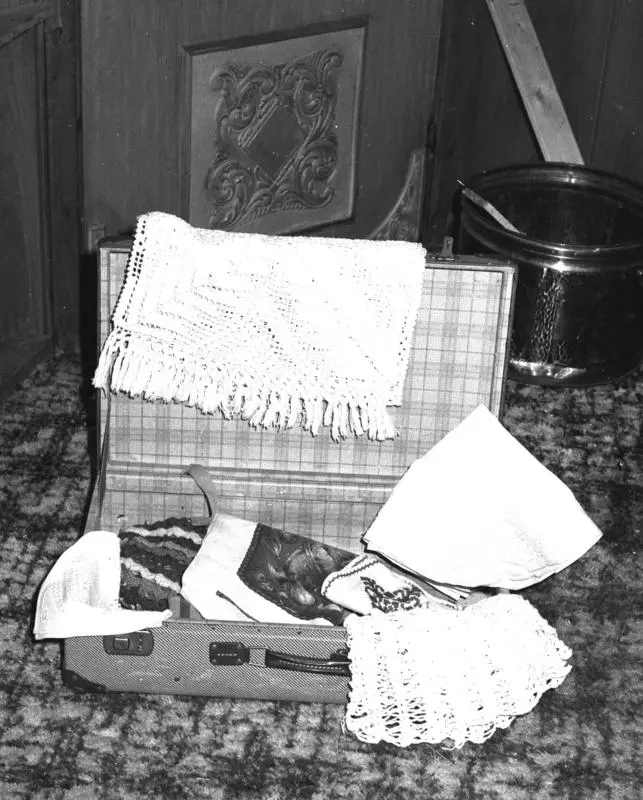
[459,163,643,386]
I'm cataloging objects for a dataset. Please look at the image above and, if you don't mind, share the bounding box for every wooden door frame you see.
[0,0,82,400]
[44,0,83,351]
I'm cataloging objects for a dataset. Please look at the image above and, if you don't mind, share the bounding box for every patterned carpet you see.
[0,353,641,800]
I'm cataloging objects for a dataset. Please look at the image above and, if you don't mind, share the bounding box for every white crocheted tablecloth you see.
[344,594,573,748]
[94,212,426,440]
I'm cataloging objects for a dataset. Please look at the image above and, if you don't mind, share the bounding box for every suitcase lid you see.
[93,239,516,541]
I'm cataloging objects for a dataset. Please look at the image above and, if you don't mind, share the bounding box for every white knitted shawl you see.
[94,212,425,440]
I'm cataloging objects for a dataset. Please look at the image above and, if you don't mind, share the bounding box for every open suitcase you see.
[63,238,517,703]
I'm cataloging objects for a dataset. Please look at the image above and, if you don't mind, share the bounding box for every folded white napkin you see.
[34,531,172,639]
[363,404,602,590]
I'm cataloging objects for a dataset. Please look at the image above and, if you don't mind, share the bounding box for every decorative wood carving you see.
[370,148,426,241]
[184,25,364,234]
[205,51,340,228]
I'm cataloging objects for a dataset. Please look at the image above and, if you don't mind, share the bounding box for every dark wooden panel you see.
[0,0,80,354]
[45,0,82,348]
[81,0,444,241]
[80,0,183,239]
[424,0,613,245]
[591,0,643,183]
[527,0,612,160]
[0,26,48,345]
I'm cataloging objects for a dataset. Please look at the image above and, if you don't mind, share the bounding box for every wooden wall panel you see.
[0,0,37,7]
[80,0,183,240]
[0,19,55,399]
[591,0,643,183]
[45,0,81,349]
[0,27,48,345]
[80,0,444,242]
[0,0,78,396]
[424,0,614,245]
[527,0,614,160]
[180,1,443,239]
[1,0,642,373]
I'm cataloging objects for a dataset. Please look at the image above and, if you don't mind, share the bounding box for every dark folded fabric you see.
[235,523,356,625]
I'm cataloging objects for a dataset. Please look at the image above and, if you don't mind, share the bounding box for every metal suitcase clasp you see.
[103,630,154,656]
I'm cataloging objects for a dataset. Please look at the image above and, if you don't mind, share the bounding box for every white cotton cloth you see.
[363,404,602,590]
[33,531,172,639]
[344,593,572,748]
[93,212,425,441]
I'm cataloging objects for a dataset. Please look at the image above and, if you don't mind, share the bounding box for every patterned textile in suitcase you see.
[118,514,355,625]
[118,518,206,612]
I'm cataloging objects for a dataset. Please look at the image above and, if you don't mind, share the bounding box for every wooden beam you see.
[485,0,584,164]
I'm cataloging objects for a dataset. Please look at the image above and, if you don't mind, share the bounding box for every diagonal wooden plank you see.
[0,2,57,49]
[485,0,584,164]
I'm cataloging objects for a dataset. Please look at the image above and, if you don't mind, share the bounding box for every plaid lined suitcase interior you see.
[63,240,516,702]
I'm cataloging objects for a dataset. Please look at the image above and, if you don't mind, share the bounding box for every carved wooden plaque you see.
[183,24,365,234]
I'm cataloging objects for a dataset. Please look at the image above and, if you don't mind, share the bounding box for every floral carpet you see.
[0,353,640,799]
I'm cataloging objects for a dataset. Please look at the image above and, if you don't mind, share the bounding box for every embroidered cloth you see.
[93,212,425,440]
[321,553,465,614]
[181,512,356,625]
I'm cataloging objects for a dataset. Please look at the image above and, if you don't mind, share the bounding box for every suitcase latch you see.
[103,630,154,656]
[209,641,250,666]
[436,235,455,261]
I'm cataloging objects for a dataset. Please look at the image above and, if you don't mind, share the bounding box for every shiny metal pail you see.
[459,163,643,386]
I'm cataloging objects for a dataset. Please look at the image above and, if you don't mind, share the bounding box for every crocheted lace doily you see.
[344,594,572,748]
[94,212,425,440]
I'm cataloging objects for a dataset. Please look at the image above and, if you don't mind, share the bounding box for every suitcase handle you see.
[264,648,350,677]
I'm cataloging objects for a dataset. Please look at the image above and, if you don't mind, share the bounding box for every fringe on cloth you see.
[93,212,426,441]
